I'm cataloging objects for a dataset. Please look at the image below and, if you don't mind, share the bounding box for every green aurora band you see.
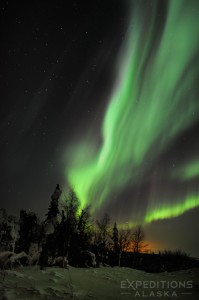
[66,0,199,223]
[173,159,199,181]
[145,195,199,223]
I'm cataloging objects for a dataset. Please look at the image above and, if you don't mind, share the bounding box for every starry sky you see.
[1,0,199,256]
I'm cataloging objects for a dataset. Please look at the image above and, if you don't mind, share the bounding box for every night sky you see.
[1,0,199,256]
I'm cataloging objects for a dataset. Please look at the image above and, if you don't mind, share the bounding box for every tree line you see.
[0,184,147,269]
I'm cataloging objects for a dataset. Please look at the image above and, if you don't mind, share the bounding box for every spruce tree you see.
[112,222,119,252]
[46,184,61,222]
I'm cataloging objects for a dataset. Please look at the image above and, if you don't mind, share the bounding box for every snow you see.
[0,266,199,299]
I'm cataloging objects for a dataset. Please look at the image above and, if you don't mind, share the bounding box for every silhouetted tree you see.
[118,227,132,252]
[96,213,111,245]
[112,222,119,252]
[131,225,147,268]
[0,208,15,251]
[132,225,147,253]
[16,210,41,253]
[7,214,19,252]
[59,189,80,263]
[44,184,62,258]
[96,213,111,265]
[76,206,92,250]
[109,222,121,266]
[46,184,61,222]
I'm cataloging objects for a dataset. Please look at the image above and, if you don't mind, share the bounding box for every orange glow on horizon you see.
[124,241,164,253]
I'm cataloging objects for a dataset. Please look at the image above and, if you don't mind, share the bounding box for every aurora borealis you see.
[66,0,199,225]
[1,0,199,255]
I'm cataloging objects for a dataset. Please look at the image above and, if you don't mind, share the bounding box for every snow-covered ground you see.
[0,266,199,300]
